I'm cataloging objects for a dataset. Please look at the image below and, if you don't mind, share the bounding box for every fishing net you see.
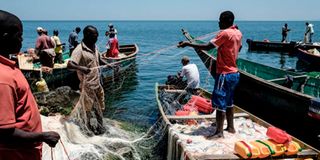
[40,31,218,160]
[68,67,106,136]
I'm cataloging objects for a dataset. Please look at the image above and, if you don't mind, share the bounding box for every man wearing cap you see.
[105,23,118,39]
[68,27,81,56]
[178,56,200,91]
[0,10,60,160]
[35,27,55,68]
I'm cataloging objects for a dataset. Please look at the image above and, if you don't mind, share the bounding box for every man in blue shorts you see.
[178,11,242,138]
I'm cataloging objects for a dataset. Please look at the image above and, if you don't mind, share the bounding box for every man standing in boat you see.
[305,22,314,43]
[67,25,108,135]
[35,27,56,68]
[0,10,60,160]
[68,27,81,56]
[178,11,242,139]
[281,23,290,42]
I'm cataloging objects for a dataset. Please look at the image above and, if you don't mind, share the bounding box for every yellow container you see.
[250,140,272,158]
[36,78,49,92]
[263,139,286,157]
[285,141,302,156]
[234,141,260,159]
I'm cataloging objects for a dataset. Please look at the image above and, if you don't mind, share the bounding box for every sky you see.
[1,0,320,21]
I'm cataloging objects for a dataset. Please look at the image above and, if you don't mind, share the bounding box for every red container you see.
[266,127,292,144]
[189,95,213,114]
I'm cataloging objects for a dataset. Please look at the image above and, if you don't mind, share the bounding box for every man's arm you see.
[0,128,60,147]
[177,41,215,51]
[67,60,91,74]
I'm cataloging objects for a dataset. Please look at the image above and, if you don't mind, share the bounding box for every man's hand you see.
[177,41,190,48]
[42,131,60,147]
[81,66,91,74]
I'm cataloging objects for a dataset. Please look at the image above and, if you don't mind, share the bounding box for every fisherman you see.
[178,11,242,138]
[178,56,200,92]
[35,27,55,68]
[0,10,60,160]
[68,27,81,56]
[105,23,118,39]
[67,25,108,135]
[52,30,65,64]
[281,23,290,42]
[104,32,119,58]
[305,22,314,43]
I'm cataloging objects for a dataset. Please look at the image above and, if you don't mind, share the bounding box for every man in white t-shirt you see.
[179,56,200,90]
[305,22,314,43]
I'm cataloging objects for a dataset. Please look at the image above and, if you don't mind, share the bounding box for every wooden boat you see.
[18,44,138,90]
[246,39,296,52]
[246,39,320,53]
[18,51,78,90]
[294,48,320,65]
[156,83,320,160]
[100,44,139,82]
[182,30,320,149]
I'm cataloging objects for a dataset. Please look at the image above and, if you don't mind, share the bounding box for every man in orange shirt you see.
[0,10,60,160]
[178,11,242,138]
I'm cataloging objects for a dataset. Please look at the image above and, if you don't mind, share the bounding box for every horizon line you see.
[21,19,320,22]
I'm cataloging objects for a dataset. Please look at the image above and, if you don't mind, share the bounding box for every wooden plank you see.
[268,75,308,82]
[166,113,249,120]
[164,89,186,93]
[18,54,35,70]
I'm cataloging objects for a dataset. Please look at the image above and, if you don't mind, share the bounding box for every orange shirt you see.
[0,55,42,160]
[210,25,242,74]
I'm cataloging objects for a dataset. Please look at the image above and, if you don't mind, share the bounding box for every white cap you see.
[36,27,43,32]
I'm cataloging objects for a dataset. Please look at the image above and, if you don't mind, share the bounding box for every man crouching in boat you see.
[178,11,242,139]
[179,56,200,93]
[67,25,108,136]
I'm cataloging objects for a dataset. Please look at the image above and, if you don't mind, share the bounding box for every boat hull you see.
[294,48,320,65]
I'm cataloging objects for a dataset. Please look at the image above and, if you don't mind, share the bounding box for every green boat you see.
[18,44,138,90]
[181,30,320,149]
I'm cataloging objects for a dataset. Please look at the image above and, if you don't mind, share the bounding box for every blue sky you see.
[1,0,320,21]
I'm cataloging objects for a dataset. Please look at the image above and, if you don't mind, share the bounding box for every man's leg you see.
[225,107,235,133]
[224,72,240,133]
[208,74,226,139]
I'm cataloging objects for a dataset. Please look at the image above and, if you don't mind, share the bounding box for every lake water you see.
[22,21,320,154]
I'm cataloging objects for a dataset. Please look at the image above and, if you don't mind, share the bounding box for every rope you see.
[51,148,54,160]
[90,31,218,71]
[60,140,72,160]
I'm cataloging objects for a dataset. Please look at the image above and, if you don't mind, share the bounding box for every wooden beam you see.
[166,113,249,120]
[268,75,308,82]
